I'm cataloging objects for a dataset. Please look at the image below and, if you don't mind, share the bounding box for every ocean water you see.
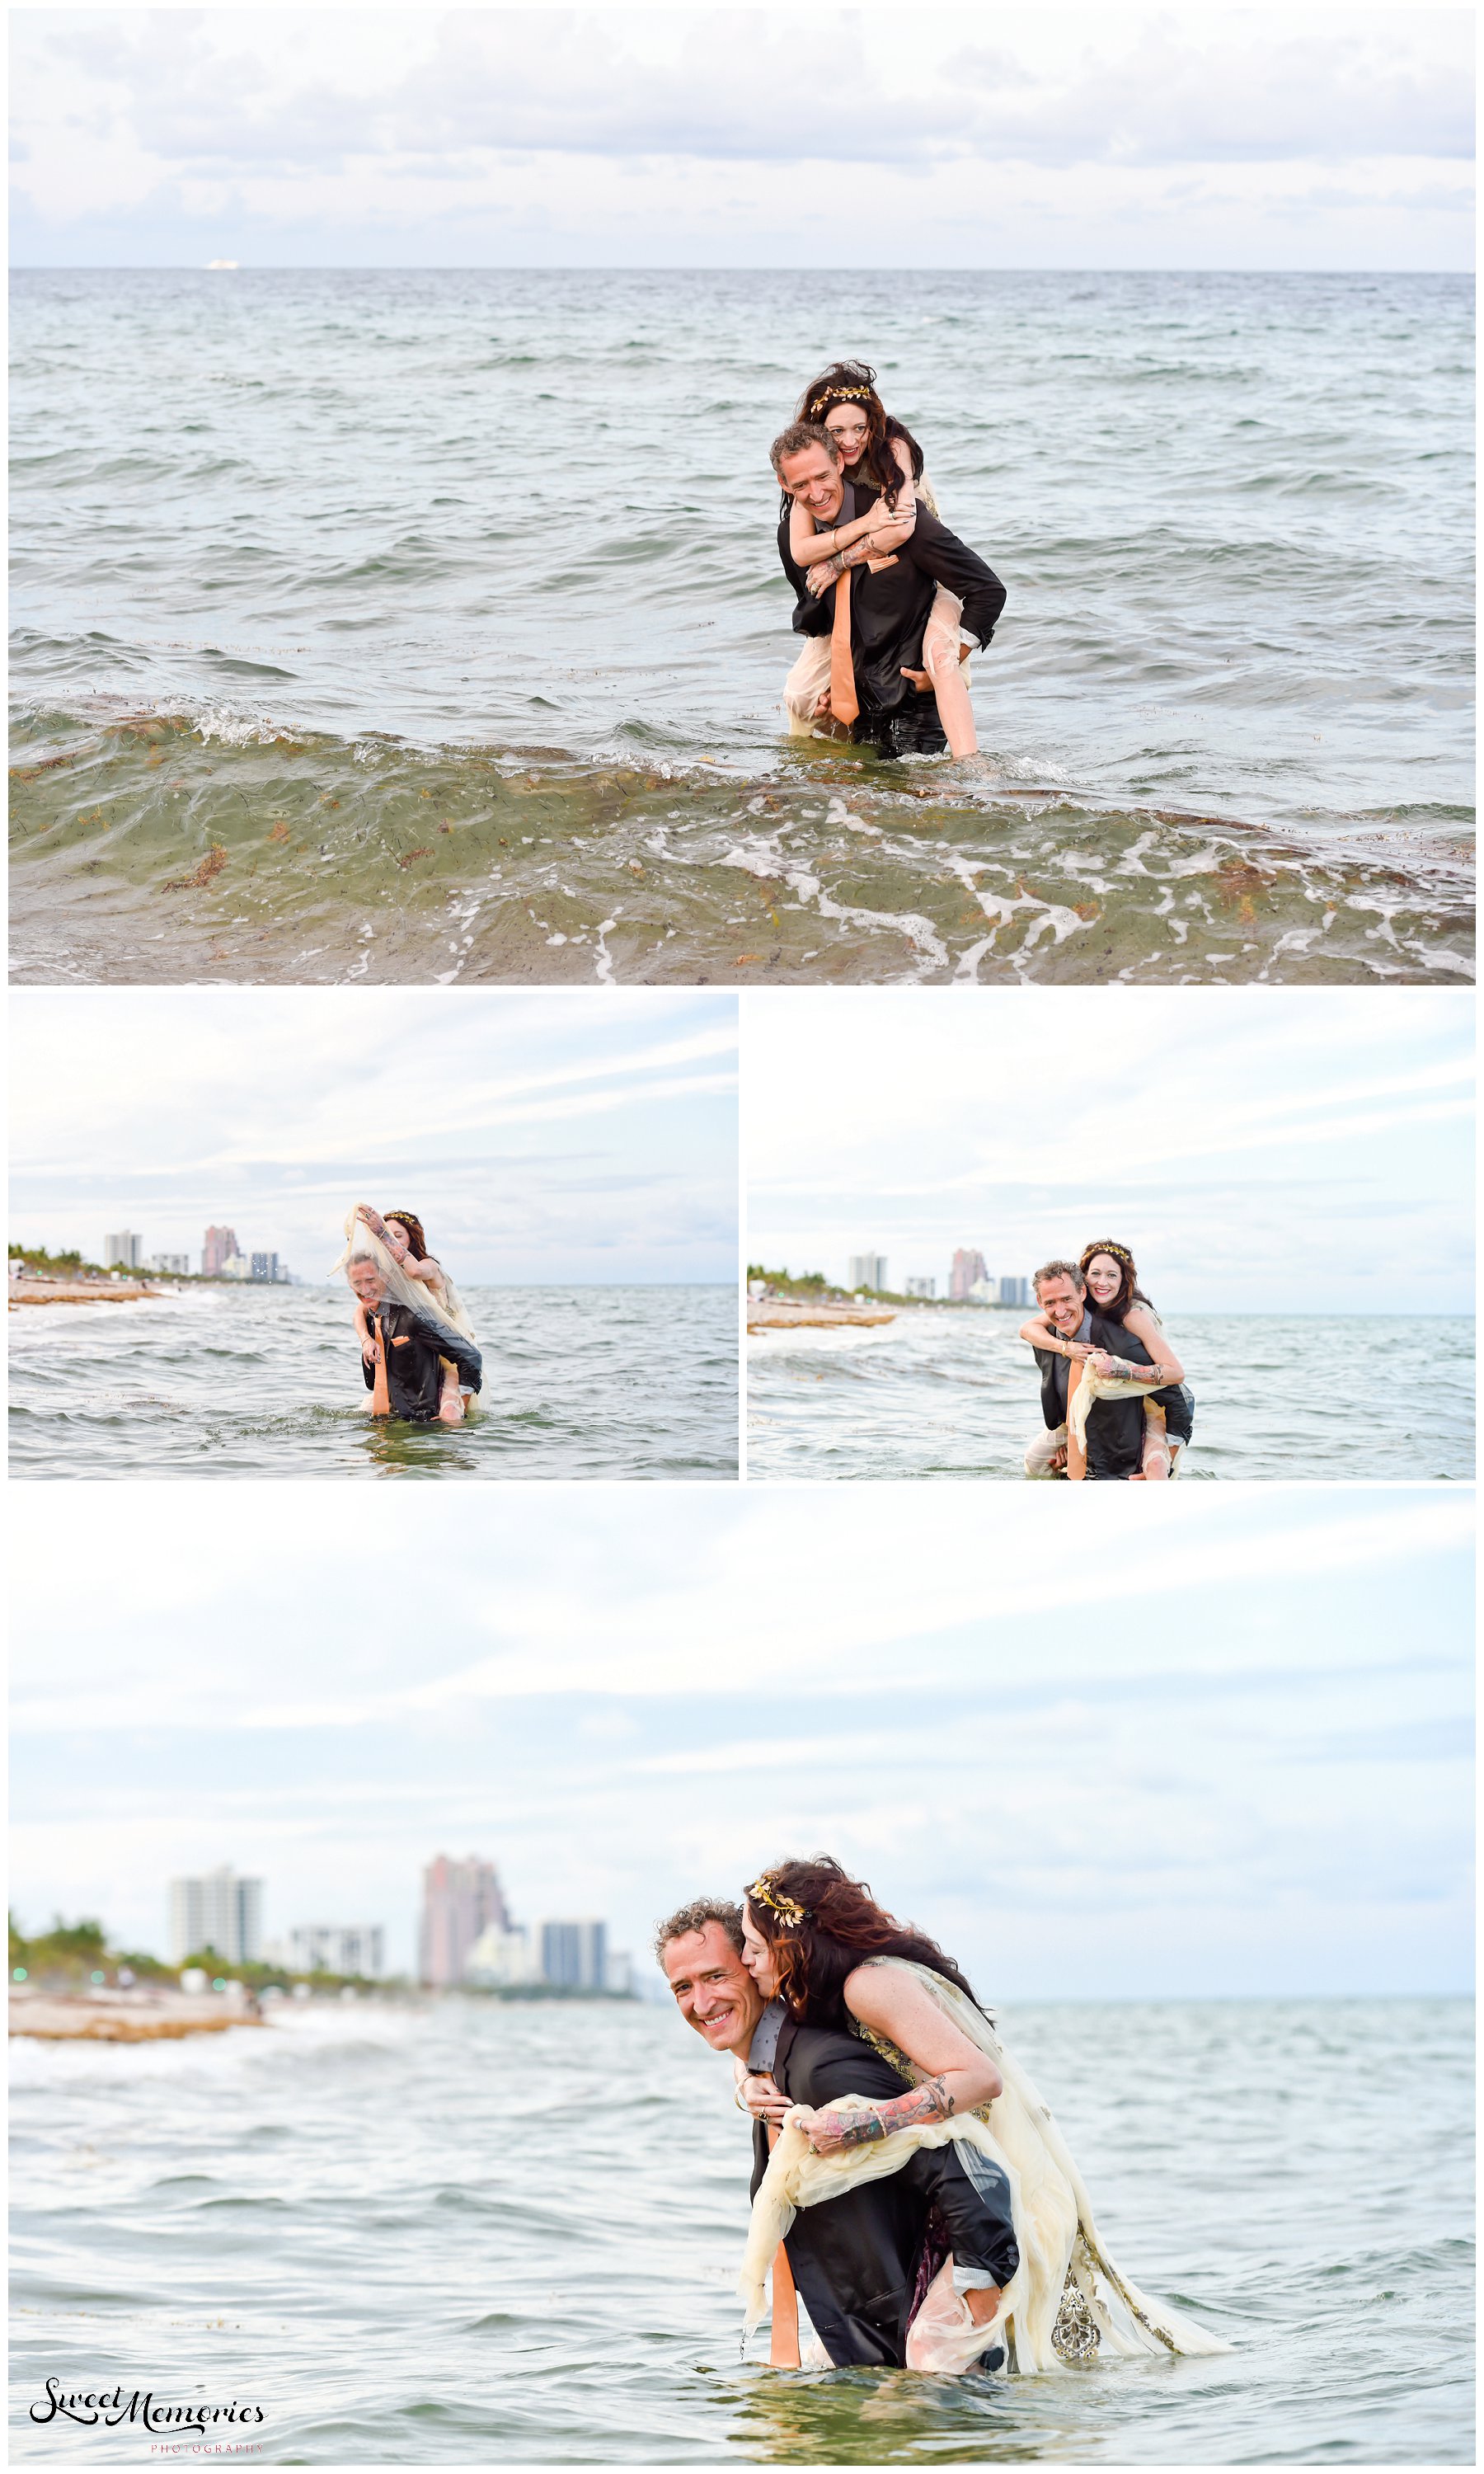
[10,269,1472,987]
[746,1312,1476,1483]
[8,1283,736,1479]
[9,1994,1472,2465]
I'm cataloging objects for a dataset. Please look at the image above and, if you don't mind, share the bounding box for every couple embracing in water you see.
[770,360,1007,760]
[660,1857,1227,2376]
[331,1205,482,1425]
[1021,1240,1195,1482]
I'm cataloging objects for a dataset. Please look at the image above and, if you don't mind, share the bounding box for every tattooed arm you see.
[795,1963,1003,2156]
[1116,1303,1184,1386]
[794,2073,960,2156]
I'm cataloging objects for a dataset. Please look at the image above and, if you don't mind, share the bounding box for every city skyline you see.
[78,1226,296,1282]
[10,988,739,1286]
[747,990,1474,1315]
[11,1487,1472,1999]
[826,1249,1033,1305]
[12,10,1470,272]
[32,1854,626,1992]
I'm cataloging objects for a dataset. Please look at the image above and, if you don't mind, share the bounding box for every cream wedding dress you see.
[741,1957,1230,2375]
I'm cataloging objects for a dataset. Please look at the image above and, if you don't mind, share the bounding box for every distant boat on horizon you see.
[204,259,239,271]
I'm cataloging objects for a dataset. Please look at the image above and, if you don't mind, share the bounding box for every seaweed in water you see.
[162,844,228,893]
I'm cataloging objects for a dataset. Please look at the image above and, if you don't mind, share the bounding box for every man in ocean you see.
[347,1257,482,1423]
[1022,1260,1189,1479]
[657,1898,1015,2368]
[771,424,1007,758]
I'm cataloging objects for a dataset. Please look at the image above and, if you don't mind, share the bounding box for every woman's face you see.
[1084,1252,1125,1308]
[740,1905,780,1998]
[383,1221,411,1263]
[824,403,871,467]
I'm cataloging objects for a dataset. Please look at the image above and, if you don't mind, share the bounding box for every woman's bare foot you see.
[438,1375,465,1425]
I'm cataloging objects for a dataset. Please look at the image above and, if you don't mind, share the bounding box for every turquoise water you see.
[747,1312,1476,1482]
[9,1282,737,1479]
[9,1994,1472,2463]
[11,269,1472,984]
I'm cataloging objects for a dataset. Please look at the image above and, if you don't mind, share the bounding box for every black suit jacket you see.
[1032,1311,1187,1480]
[776,491,1007,753]
[749,2012,1018,2368]
[361,1300,482,1422]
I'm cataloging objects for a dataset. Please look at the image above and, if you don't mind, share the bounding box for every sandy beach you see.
[9,1275,167,1306]
[746,1298,898,1333]
[9,1987,262,2041]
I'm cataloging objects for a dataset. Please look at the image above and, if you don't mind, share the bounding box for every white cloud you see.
[743,986,1473,1306]
[11,1485,1472,1729]
[8,986,739,1278]
[7,1485,1472,1996]
[10,8,1474,267]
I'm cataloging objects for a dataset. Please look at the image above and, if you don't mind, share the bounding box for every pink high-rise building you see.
[202,1225,241,1277]
[419,1855,511,1987]
[950,1248,988,1302]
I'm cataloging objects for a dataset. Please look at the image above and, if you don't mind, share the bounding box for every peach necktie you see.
[829,563,859,727]
[371,1314,391,1417]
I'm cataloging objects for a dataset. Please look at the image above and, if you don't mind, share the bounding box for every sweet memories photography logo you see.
[27,2381,266,2444]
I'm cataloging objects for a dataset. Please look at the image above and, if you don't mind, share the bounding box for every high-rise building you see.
[104,1230,143,1270]
[998,1276,1031,1308]
[419,1855,511,1987]
[538,1918,608,1990]
[221,1253,251,1280]
[950,1248,988,1301]
[464,1924,535,1987]
[904,1275,936,1300]
[202,1226,240,1277]
[168,1866,264,1965]
[285,1924,384,1978]
[250,1253,279,1283]
[848,1252,889,1292]
[148,1253,190,1277]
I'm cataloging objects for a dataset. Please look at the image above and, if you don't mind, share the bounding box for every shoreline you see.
[9,1277,169,1306]
[10,1989,264,2042]
[747,1299,898,1332]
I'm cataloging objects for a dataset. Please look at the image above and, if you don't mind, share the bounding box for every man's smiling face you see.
[1038,1272,1086,1336]
[663,1921,763,2058]
[779,442,844,525]
[349,1259,385,1306]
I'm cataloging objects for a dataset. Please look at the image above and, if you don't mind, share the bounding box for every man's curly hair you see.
[653,1897,744,1965]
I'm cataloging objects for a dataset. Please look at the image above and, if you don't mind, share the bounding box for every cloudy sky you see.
[9,988,738,1281]
[744,987,1473,1310]
[10,1485,1472,1997]
[10,6,1474,269]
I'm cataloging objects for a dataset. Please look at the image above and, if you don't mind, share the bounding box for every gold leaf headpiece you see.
[809,385,874,415]
[747,1872,806,1927]
[1082,1239,1134,1267]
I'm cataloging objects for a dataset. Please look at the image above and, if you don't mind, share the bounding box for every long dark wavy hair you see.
[791,360,923,512]
[744,1854,982,2028]
[384,1211,432,1263]
[1078,1239,1153,1323]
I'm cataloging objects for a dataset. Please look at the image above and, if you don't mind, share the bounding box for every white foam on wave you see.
[8,2001,430,2090]
[747,1320,902,1356]
[191,702,282,747]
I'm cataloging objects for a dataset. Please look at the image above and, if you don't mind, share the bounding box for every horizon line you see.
[10,262,1475,279]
